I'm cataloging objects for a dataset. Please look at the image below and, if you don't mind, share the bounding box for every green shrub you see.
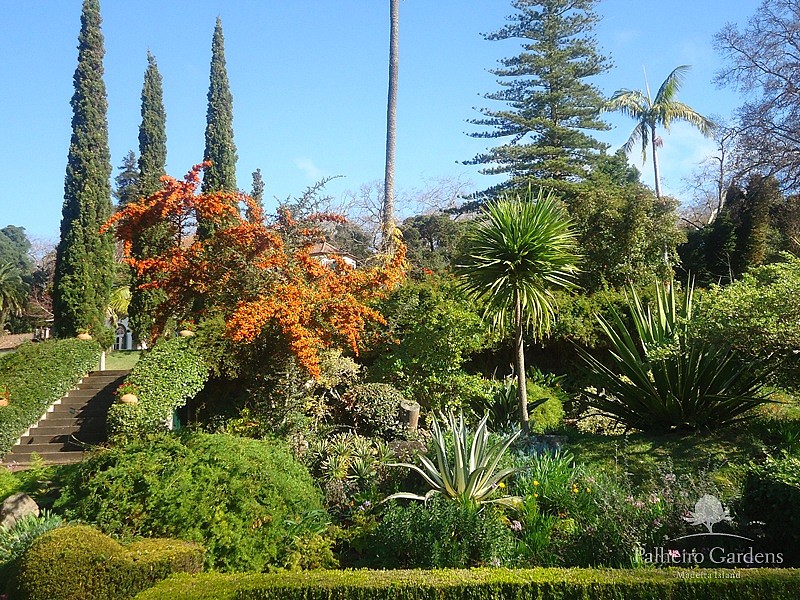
[0,338,101,455]
[10,524,202,600]
[54,432,327,572]
[370,498,517,568]
[368,278,495,411]
[0,510,66,584]
[340,383,405,439]
[133,568,800,600]
[107,336,209,437]
[693,255,800,390]
[741,454,800,565]
[526,381,565,433]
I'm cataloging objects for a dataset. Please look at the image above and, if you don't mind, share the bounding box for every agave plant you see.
[578,279,773,432]
[385,410,521,508]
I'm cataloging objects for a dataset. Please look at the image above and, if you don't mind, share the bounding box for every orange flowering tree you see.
[102,163,406,377]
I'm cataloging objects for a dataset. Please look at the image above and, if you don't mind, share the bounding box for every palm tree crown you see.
[457,189,579,432]
[607,65,714,198]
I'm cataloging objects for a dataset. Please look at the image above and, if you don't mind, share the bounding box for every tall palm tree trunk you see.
[651,123,662,199]
[514,288,530,434]
[381,0,400,254]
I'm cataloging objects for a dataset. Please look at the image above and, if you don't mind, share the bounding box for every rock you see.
[0,492,40,529]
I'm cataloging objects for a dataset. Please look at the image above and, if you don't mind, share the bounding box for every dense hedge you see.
[107,336,208,437]
[0,339,101,456]
[134,568,800,600]
[10,524,203,600]
[54,432,327,572]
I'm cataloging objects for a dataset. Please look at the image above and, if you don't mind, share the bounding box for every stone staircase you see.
[3,370,129,468]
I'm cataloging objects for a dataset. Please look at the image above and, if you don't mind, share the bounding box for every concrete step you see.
[8,451,89,466]
[18,432,105,445]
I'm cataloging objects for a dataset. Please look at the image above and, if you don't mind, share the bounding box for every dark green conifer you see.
[113,150,140,207]
[53,0,114,339]
[202,17,237,195]
[128,51,170,344]
[138,51,167,197]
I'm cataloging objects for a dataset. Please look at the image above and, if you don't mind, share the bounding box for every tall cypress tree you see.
[202,17,237,195]
[53,0,113,339]
[128,51,169,344]
[466,0,611,198]
[138,51,167,197]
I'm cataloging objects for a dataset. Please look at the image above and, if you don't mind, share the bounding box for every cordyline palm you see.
[457,190,578,433]
[607,65,714,198]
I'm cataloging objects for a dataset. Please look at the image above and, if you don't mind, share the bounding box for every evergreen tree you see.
[128,51,170,344]
[247,168,265,222]
[53,0,114,339]
[466,0,610,197]
[202,17,237,196]
[138,51,167,197]
[113,150,140,207]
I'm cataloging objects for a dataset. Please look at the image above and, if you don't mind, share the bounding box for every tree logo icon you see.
[674,493,752,542]
[683,494,732,533]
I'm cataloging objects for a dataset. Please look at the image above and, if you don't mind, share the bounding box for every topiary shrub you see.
[0,338,101,455]
[54,432,327,572]
[340,383,405,439]
[10,524,203,600]
[107,336,209,438]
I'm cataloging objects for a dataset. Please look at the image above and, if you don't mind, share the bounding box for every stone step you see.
[2,369,130,469]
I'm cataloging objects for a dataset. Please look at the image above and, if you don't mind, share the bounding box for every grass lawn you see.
[104,350,141,371]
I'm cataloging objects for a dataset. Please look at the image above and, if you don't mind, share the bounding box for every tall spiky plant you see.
[579,279,774,432]
[456,189,579,433]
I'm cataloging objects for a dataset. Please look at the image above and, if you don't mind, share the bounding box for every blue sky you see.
[0,1,758,243]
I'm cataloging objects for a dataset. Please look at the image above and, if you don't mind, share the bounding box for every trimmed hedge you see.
[0,339,101,456]
[133,568,800,600]
[107,336,208,437]
[10,524,203,600]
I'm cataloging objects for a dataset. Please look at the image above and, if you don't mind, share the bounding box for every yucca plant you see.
[385,410,521,508]
[579,279,773,432]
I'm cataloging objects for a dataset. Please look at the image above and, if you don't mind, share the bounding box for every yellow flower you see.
[498,482,506,489]
[533,480,540,486]
[534,493,539,498]
[586,487,591,493]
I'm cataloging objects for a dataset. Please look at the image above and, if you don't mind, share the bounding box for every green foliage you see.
[340,383,405,439]
[563,157,684,291]
[466,0,611,195]
[201,18,237,200]
[369,277,494,411]
[579,280,773,432]
[54,432,326,572]
[10,524,203,600]
[134,568,800,600]
[742,454,800,565]
[526,381,565,434]
[693,255,800,390]
[456,191,579,336]
[53,0,114,339]
[0,338,100,455]
[128,51,170,344]
[387,411,520,507]
[370,497,516,568]
[107,336,209,437]
[401,214,465,275]
[469,378,563,434]
[0,510,65,583]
